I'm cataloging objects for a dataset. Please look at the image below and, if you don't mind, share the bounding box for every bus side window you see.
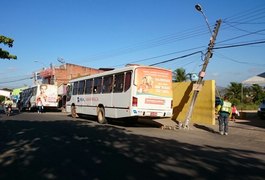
[33,87,37,96]
[85,79,92,94]
[103,75,113,94]
[124,71,132,91]
[66,84,72,101]
[93,77,102,94]
[114,73,124,93]
[73,82,78,95]
[78,80,85,95]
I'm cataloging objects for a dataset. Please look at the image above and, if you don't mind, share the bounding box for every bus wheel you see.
[71,105,76,118]
[97,107,107,124]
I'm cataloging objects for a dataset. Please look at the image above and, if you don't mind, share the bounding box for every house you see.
[34,63,106,110]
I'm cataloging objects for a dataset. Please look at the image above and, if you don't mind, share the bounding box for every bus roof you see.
[69,65,171,82]
[22,84,57,90]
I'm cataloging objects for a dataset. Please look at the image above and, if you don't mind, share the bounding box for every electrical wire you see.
[149,51,202,66]
[78,4,265,65]
[223,5,265,24]
[214,39,265,50]
[3,4,265,87]
[0,76,33,84]
[79,25,211,63]
[113,46,206,67]
[216,29,265,44]
[215,52,265,66]
[223,21,265,35]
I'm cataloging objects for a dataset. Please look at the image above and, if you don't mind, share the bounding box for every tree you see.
[0,35,17,60]
[173,68,186,82]
[250,84,265,103]
[225,82,242,103]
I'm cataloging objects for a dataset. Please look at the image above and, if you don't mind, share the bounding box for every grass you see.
[237,103,258,110]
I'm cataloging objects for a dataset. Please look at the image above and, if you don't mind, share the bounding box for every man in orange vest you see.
[217,96,232,135]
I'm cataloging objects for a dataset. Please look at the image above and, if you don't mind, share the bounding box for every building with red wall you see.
[34,63,106,111]
[36,63,105,87]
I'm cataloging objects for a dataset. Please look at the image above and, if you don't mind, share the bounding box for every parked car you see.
[257,100,265,120]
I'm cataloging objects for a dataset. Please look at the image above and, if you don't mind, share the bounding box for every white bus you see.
[66,65,173,123]
[20,84,58,111]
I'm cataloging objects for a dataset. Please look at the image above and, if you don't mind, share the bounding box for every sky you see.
[1,0,265,89]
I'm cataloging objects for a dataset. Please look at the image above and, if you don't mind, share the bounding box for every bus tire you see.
[71,105,77,118]
[97,107,107,124]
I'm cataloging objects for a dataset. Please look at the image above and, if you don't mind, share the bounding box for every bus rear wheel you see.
[97,107,107,124]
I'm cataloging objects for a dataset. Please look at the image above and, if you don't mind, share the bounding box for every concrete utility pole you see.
[182,19,222,129]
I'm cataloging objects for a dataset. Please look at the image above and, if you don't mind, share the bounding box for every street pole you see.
[195,4,212,35]
[182,19,222,129]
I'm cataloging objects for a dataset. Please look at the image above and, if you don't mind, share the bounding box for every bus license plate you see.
[150,112,157,116]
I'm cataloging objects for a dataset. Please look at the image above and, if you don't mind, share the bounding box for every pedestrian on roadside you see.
[17,99,21,113]
[217,96,232,135]
[4,98,13,115]
[36,97,43,113]
[231,104,239,122]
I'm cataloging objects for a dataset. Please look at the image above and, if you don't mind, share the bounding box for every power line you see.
[223,21,265,35]
[149,51,202,66]
[216,28,265,44]
[223,4,265,23]
[0,76,32,84]
[81,26,209,64]
[223,21,265,25]
[148,39,265,69]
[214,39,265,50]
[2,5,265,87]
[3,40,264,86]
[73,5,265,66]
[114,46,206,67]
[215,52,265,66]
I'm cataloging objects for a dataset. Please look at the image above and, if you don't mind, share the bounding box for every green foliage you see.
[224,82,265,109]
[0,36,14,47]
[0,35,17,60]
[237,103,258,110]
[225,82,242,100]
[0,96,5,103]
[173,69,264,110]
[251,84,265,103]
[173,68,186,82]
[230,98,240,106]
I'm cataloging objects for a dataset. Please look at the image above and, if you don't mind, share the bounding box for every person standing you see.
[217,96,232,135]
[36,97,43,113]
[4,98,13,115]
[17,99,21,113]
[231,104,238,122]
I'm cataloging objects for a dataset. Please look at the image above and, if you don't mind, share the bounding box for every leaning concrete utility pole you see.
[182,19,222,129]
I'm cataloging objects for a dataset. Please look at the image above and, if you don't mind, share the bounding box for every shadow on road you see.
[0,119,265,180]
[193,123,218,134]
[236,111,265,129]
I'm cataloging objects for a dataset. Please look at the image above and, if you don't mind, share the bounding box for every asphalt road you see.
[0,110,264,180]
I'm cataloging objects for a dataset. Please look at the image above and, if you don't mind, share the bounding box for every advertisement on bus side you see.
[36,84,58,107]
[136,67,172,98]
